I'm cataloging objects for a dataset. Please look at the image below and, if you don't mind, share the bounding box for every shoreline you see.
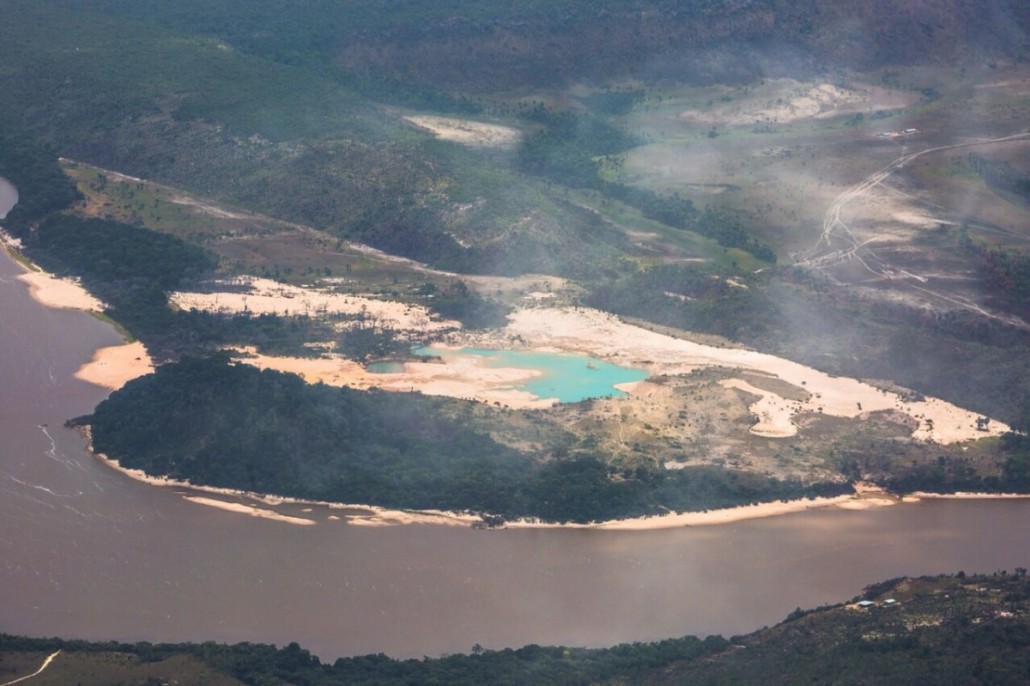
[6,221,1025,530]
[2,229,106,312]
[2,234,153,391]
[80,427,1030,530]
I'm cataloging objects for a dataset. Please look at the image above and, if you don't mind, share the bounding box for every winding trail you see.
[798,132,1030,325]
[0,650,61,686]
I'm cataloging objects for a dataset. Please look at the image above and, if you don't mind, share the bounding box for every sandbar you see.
[15,270,104,311]
[181,496,317,526]
[74,341,154,390]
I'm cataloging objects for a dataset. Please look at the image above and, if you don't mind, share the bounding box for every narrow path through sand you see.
[0,650,61,686]
[798,132,1030,326]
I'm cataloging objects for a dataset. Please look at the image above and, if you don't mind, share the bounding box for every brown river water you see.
[1,180,1028,660]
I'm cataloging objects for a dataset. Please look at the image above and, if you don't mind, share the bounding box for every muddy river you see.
[1,181,1028,660]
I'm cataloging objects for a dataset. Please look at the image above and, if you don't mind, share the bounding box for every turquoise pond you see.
[376,347,649,403]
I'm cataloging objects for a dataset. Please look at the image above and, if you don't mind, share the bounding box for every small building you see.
[857,600,875,608]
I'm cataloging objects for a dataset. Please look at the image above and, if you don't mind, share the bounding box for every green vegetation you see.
[0,0,791,279]
[963,237,1030,322]
[967,153,1030,204]
[27,215,216,291]
[12,211,339,359]
[87,355,847,524]
[514,104,776,261]
[0,134,82,232]
[2,2,1030,677]
[427,281,511,330]
[4,572,1029,684]
[586,264,774,340]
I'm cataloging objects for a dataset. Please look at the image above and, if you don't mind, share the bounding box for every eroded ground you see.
[620,66,1030,327]
[52,68,1026,488]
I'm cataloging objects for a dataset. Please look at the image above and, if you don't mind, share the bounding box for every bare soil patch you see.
[403,115,521,149]
[675,79,917,127]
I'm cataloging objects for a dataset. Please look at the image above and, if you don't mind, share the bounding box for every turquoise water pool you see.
[412,347,649,403]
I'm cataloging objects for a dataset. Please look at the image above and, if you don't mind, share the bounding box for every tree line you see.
[86,355,848,524]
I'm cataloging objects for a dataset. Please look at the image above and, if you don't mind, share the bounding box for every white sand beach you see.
[74,341,154,390]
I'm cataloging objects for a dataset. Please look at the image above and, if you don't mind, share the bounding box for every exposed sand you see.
[15,270,104,311]
[171,277,456,332]
[1,244,153,390]
[908,491,1030,500]
[74,341,154,390]
[182,496,317,526]
[678,79,916,127]
[719,378,799,437]
[237,347,556,409]
[88,418,859,530]
[403,115,521,149]
[89,435,1030,529]
[501,307,1008,444]
[226,304,1007,443]
[87,430,483,528]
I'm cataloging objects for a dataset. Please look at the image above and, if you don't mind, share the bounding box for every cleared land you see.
[37,64,1028,507]
[620,67,1030,327]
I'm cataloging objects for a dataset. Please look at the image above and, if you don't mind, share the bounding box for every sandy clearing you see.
[892,210,950,228]
[720,378,798,437]
[501,307,1008,444]
[678,80,916,127]
[15,271,104,311]
[171,277,457,332]
[404,115,521,149]
[74,341,154,390]
[238,347,557,409]
[228,303,1006,444]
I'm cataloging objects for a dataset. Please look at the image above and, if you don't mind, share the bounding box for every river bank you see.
[2,177,1019,532]
[1,232,154,390]
[81,429,1030,531]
